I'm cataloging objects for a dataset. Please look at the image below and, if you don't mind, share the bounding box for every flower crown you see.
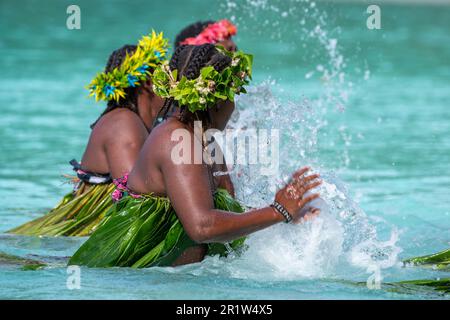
[152,47,252,113]
[180,19,237,46]
[88,30,169,102]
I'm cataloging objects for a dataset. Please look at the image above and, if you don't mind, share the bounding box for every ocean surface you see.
[0,0,449,299]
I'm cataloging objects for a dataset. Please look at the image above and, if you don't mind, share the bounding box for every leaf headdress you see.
[88,30,169,102]
[152,47,253,113]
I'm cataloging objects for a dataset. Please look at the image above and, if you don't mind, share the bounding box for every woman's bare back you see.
[81,108,148,179]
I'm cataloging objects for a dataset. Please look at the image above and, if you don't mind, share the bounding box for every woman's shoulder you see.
[94,109,147,140]
[150,118,192,141]
[100,108,143,127]
[144,118,194,160]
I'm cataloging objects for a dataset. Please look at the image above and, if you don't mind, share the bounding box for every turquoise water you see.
[0,0,449,299]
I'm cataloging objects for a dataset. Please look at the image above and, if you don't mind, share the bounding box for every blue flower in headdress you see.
[127,74,139,87]
[137,64,149,74]
[103,85,115,97]
[154,50,161,60]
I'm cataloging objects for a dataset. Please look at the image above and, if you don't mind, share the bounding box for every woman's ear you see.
[145,78,153,89]
[140,79,154,95]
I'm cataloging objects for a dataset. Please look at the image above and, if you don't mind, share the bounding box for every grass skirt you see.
[8,182,115,237]
[68,188,245,268]
[404,248,450,270]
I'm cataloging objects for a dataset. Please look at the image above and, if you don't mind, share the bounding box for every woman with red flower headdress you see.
[171,19,240,197]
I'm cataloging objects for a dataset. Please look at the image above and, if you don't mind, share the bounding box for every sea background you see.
[0,0,449,299]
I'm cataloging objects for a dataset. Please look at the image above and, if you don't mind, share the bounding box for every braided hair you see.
[90,45,140,129]
[174,20,214,48]
[157,44,232,130]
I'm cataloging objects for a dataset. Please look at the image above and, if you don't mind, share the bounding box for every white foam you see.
[200,0,402,281]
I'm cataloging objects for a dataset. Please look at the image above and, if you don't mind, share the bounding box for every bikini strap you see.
[69,159,112,185]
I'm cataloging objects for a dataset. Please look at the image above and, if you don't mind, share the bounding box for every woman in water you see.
[69,44,321,267]
[172,18,239,196]
[9,31,169,237]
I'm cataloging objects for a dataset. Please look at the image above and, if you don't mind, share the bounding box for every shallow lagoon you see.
[0,0,449,299]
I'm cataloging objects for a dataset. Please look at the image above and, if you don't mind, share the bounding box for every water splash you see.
[211,85,400,280]
[214,82,402,280]
[196,175,401,281]
[221,0,353,111]
[229,83,326,207]
[205,0,401,280]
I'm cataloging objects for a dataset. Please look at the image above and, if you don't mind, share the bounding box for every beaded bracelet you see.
[270,201,293,223]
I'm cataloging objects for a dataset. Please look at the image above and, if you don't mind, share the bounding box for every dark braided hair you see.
[90,45,140,129]
[174,20,214,48]
[157,44,232,130]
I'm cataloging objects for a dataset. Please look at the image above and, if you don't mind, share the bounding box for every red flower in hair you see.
[180,19,237,46]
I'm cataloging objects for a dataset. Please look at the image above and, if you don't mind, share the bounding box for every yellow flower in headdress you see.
[87,30,169,103]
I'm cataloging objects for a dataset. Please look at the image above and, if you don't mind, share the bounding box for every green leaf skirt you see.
[68,188,246,268]
[8,182,115,237]
[403,248,450,270]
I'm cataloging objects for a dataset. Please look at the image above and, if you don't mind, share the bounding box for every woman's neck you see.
[137,92,164,131]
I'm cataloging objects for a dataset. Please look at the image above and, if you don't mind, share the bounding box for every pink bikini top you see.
[111,174,141,202]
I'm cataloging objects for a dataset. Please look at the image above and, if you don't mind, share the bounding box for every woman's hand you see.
[274,167,322,223]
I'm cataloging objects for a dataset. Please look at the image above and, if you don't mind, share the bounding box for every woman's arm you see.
[158,128,321,244]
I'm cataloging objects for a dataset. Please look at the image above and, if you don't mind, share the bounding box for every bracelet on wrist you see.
[270,201,293,223]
